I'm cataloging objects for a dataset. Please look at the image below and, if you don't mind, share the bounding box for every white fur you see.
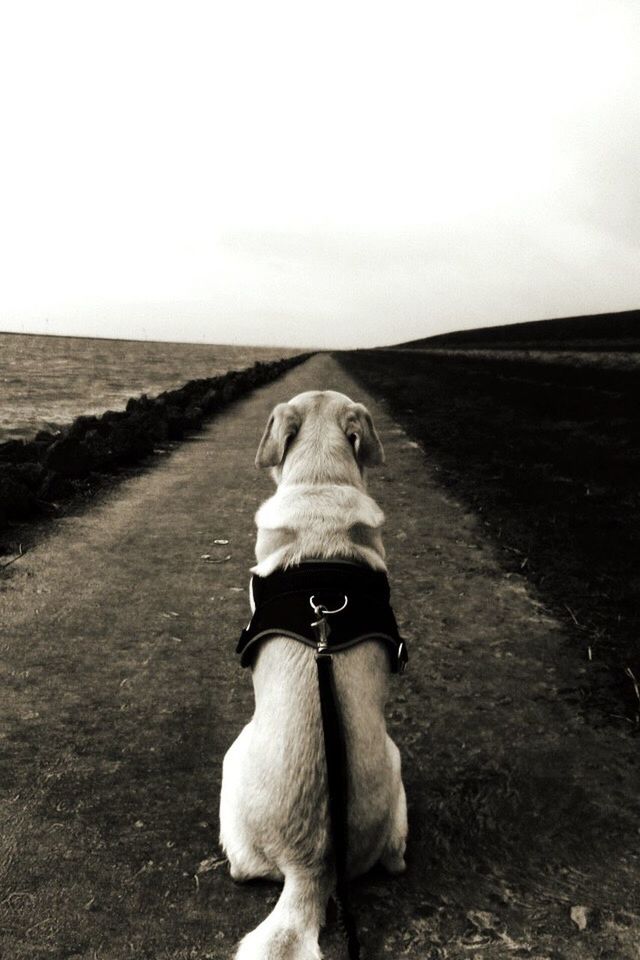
[220,390,408,960]
[252,483,386,577]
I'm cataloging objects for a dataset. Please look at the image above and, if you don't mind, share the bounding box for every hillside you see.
[396,308,640,351]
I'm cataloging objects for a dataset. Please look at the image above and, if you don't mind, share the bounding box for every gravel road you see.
[1,354,638,959]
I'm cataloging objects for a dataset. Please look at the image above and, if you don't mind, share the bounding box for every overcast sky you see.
[1,1,639,348]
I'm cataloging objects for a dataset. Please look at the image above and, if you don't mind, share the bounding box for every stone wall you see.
[0,354,311,528]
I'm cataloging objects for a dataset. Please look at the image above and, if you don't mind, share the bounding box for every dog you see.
[219,390,408,960]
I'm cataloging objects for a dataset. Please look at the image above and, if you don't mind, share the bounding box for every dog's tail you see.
[234,868,327,960]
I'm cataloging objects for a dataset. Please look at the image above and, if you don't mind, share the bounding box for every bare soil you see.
[1,354,638,959]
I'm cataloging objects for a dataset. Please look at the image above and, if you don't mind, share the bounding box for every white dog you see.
[219,390,407,960]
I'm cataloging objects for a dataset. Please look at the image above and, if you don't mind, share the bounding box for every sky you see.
[1,0,639,349]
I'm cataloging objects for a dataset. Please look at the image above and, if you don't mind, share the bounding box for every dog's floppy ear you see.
[255,403,302,468]
[342,402,385,467]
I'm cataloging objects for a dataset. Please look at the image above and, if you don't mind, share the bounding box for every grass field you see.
[336,348,640,728]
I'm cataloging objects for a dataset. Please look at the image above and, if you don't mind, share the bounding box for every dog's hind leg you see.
[221,815,280,882]
[379,737,408,875]
[220,726,283,882]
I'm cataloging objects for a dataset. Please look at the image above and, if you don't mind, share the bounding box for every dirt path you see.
[1,354,638,960]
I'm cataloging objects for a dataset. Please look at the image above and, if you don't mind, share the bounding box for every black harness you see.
[237,561,407,673]
[237,561,407,959]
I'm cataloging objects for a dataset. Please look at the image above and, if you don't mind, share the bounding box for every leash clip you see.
[397,641,407,674]
[309,594,348,655]
[311,613,331,653]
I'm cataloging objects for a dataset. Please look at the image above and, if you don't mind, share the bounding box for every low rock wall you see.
[0,354,312,528]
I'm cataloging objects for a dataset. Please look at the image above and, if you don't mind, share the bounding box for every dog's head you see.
[255,390,384,485]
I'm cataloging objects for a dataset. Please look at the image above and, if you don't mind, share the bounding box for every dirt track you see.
[1,354,638,959]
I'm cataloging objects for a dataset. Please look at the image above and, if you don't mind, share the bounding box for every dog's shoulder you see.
[255,484,385,532]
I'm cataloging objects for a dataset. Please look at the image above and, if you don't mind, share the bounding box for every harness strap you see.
[316,648,361,960]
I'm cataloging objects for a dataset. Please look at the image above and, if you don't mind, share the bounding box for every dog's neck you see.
[252,482,387,578]
[272,427,367,490]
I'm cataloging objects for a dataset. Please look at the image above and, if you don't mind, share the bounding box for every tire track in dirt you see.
[0,354,638,959]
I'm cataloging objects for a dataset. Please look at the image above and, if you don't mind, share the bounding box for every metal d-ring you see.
[309,594,348,617]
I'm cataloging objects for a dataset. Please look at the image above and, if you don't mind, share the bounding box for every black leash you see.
[312,598,361,960]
